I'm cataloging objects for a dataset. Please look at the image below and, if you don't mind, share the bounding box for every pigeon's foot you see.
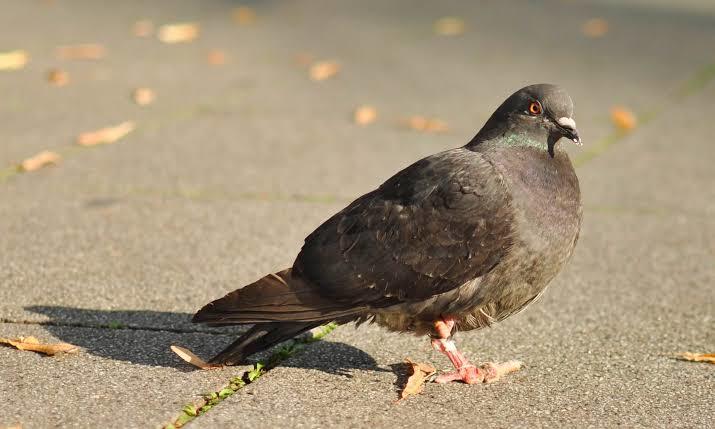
[431,337,522,384]
[433,360,522,384]
[434,365,483,384]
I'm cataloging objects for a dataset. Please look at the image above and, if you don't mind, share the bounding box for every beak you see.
[556,117,581,145]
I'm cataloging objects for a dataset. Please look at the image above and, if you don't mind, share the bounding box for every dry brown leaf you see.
[582,18,609,38]
[309,60,340,81]
[399,358,436,401]
[77,121,135,146]
[0,50,29,71]
[675,352,715,364]
[294,52,314,67]
[354,106,377,126]
[19,150,61,172]
[610,106,637,131]
[207,49,227,66]
[158,23,200,44]
[56,44,106,60]
[434,17,465,36]
[0,336,78,355]
[47,69,69,86]
[233,6,257,25]
[171,345,222,369]
[403,116,449,133]
[132,88,155,106]
[133,20,154,37]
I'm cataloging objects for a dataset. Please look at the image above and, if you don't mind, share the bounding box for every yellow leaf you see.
[309,60,340,81]
[132,88,155,106]
[676,352,715,364]
[294,52,314,67]
[158,23,200,44]
[433,17,465,36]
[47,69,69,86]
[171,345,222,369]
[582,18,609,38]
[207,49,227,66]
[77,121,135,146]
[403,116,449,133]
[232,7,257,25]
[0,336,78,355]
[19,150,61,172]
[133,20,154,37]
[610,106,637,131]
[0,50,29,71]
[399,358,436,401]
[55,44,106,60]
[354,106,377,126]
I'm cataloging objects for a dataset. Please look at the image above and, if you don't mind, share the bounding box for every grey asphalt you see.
[1,0,713,428]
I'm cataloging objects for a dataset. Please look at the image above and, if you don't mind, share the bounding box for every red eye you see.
[528,101,542,115]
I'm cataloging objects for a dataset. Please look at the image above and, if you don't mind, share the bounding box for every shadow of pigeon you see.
[23,306,383,376]
[279,340,388,378]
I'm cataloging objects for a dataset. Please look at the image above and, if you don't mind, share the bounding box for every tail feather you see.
[208,321,321,365]
[192,268,365,325]
[193,268,364,363]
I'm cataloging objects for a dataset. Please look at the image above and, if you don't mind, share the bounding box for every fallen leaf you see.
[132,88,155,106]
[77,121,135,146]
[171,345,222,369]
[309,60,340,81]
[19,150,61,172]
[207,49,227,66]
[399,358,436,401]
[403,116,449,133]
[354,106,377,125]
[55,44,106,60]
[133,20,154,37]
[433,17,465,36]
[158,23,200,44]
[232,6,257,25]
[294,52,314,67]
[610,106,637,131]
[46,68,69,86]
[675,352,715,364]
[582,18,609,38]
[0,50,29,70]
[0,336,78,355]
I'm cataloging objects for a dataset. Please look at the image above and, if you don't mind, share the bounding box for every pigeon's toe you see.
[480,360,523,383]
[434,365,484,384]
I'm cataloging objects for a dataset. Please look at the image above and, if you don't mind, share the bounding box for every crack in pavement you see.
[0,317,235,336]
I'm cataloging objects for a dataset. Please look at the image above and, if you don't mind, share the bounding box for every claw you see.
[481,360,522,383]
[434,365,484,384]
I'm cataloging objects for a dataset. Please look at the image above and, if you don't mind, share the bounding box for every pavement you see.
[0,0,713,428]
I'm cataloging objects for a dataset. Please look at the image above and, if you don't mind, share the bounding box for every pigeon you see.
[193,83,582,384]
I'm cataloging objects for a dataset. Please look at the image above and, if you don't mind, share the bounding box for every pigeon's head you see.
[474,84,581,155]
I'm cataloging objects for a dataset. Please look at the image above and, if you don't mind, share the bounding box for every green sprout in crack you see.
[182,405,198,417]
[311,322,338,341]
[246,362,265,382]
[106,321,125,329]
[163,322,340,428]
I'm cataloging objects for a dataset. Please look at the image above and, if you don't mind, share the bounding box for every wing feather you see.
[294,148,514,304]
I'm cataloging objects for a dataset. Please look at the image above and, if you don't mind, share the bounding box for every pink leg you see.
[431,317,522,384]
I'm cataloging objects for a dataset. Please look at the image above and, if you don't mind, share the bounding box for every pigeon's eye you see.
[528,101,543,115]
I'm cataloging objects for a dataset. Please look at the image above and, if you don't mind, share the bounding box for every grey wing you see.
[294,148,514,305]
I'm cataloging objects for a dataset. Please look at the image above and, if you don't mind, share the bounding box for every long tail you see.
[205,321,323,365]
[192,268,365,364]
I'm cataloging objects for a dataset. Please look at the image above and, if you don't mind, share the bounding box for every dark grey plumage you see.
[193,83,583,366]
